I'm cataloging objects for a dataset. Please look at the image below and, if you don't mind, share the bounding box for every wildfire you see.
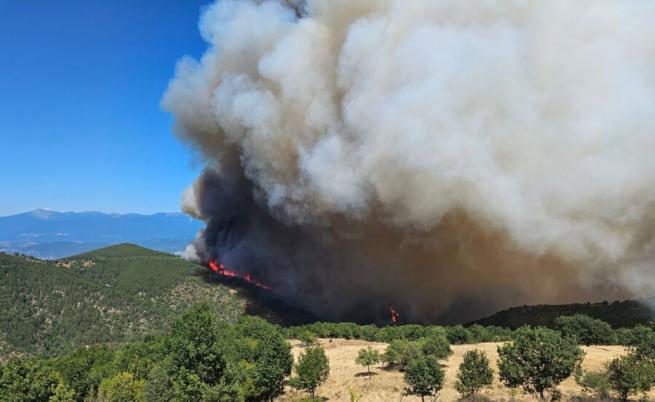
[390,307,399,325]
[208,259,271,290]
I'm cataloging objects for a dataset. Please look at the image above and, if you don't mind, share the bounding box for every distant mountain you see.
[0,209,204,258]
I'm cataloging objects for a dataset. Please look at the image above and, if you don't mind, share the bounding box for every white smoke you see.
[163,0,655,321]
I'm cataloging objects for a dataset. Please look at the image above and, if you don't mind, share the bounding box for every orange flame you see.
[390,307,399,325]
[208,259,271,290]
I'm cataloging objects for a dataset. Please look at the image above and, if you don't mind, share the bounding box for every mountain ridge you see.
[0,209,203,258]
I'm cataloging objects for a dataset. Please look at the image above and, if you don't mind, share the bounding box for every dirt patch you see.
[281,339,644,401]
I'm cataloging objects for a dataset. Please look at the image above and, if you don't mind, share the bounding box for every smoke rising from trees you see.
[163,0,655,322]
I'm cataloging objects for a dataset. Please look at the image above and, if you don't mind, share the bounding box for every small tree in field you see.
[498,326,583,399]
[290,346,330,398]
[355,347,380,375]
[456,350,493,397]
[404,356,444,402]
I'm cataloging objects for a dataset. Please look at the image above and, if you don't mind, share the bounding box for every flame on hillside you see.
[208,259,272,290]
[390,307,399,325]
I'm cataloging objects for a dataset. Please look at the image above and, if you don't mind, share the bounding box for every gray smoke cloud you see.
[163,0,655,323]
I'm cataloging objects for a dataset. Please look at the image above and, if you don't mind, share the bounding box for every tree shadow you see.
[355,371,378,377]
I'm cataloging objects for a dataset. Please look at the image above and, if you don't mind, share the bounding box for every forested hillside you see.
[471,299,655,329]
[0,244,245,356]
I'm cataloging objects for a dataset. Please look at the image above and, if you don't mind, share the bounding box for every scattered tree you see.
[455,350,493,397]
[498,326,583,399]
[290,346,330,398]
[355,347,380,375]
[404,356,444,402]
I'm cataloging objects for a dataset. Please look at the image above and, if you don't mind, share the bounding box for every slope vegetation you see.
[471,299,655,329]
[0,244,244,356]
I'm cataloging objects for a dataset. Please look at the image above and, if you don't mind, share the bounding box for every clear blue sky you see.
[0,0,212,216]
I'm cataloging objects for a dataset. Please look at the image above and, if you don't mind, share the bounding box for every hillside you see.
[0,209,203,258]
[471,298,655,329]
[0,244,257,356]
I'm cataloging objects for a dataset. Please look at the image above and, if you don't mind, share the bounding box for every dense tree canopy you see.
[0,303,293,402]
[556,314,615,345]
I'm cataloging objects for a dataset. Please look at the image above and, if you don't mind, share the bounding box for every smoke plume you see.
[163,0,655,323]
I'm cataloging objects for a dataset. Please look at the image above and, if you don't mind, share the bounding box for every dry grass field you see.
[280,339,653,402]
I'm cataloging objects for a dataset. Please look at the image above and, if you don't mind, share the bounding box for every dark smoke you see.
[164,0,655,323]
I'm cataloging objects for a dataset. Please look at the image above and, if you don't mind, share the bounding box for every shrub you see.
[626,325,655,360]
[348,386,361,402]
[614,328,634,346]
[290,346,330,398]
[446,325,473,345]
[49,375,76,402]
[455,350,493,397]
[498,326,583,399]
[97,372,144,402]
[355,347,380,374]
[382,340,422,370]
[574,368,610,399]
[606,355,655,401]
[298,331,318,347]
[555,314,615,345]
[403,355,444,402]
[421,334,452,360]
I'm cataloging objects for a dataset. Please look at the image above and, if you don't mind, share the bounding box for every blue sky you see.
[0,0,212,216]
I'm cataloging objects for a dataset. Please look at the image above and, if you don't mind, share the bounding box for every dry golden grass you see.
[280,339,653,402]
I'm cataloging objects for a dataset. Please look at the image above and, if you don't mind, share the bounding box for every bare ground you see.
[280,339,652,402]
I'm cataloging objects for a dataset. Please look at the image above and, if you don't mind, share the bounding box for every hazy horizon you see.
[0,0,213,216]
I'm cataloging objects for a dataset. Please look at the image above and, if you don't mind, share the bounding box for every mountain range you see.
[0,209,203,258]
